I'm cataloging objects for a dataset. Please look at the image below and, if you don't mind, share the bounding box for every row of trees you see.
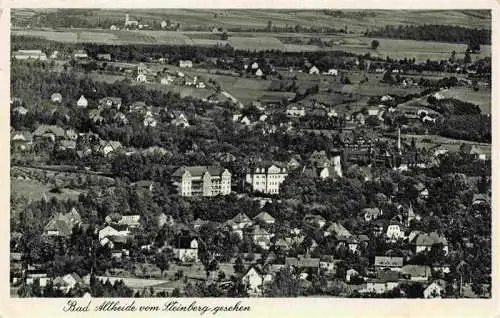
[365,24,490,45]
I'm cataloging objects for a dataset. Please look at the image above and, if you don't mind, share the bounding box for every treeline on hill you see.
[11,35,364,66]
[365,24,491,45]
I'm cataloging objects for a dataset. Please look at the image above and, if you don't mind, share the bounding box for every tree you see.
[371,40,380,50]
[266,266,300,297]
[234,256,245,275]
[267,20,273,32]
[155,252,170,276]
[464,51,472,64]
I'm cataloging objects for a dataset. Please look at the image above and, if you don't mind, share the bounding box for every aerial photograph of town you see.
[9,9,491,298]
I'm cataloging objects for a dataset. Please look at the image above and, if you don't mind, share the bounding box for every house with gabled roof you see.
[324,222,352,239]
[424,279,447,298]
[303,214,326,229]
[401,265,432,282]
[410,232,448,255]
[171,235,199,263]
[253,211,275,225]
[44,207,82,237]
[374,256,404,272]
[76,95,88,108]
[363,207,382,222]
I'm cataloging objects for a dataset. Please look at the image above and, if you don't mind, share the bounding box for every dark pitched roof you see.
[172,236,197,249]
[374,256,404,267]
[411,232,448,246]
[172,166,227,177]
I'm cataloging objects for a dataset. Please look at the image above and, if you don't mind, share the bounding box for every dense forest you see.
[365,25,490,46]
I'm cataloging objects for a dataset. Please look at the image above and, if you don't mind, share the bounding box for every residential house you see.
[253,211,276,225]
[11,131,33,151]
[13,106,28,116]
[172,166,231,197]
[98,224,129,241]
[53,273,84,293]
[472,194,490,207]
[326,69,339,76]
[386,219,405,240]
[113,112,128,125]
[363,207,382,222]
[460,144,486,161]
[193,218,208,230]
[172,236,199,263]
[97,53,112,61]
[118,215,141,229]
[170,111,190,127]
[99,140,123,157]
[129,101,148,113]
[255,69,264,77]
[374,256,404,272]
[287,157,301,170]
[346,269,360,282]
[73,50,88,59]
[136,74,148,82]
[245,163,288,195]
[414,182,429,199]
[13,49,47,61]
[44,207,82,237]
[323,222,352,239]
[327,108,338,118]
[99,97,122,110]
[410,232,449,255]
[274,238,291,251]
[143,111,157,127]
[179,60,193,68]
[424,280,447,298]
[309,65,320,75]
[285,255,320,274]
[242,266,270,296]
[363,271,399,294]
[131,180,156,193]
[227,213,253,231]
[286,104,306,117]
[401,265,432,282]
[303,214,326,229]
[160,76,175,85]
[51,93,63,103]
[89,109,105,125]
[245,225,272,250]
[76,95,88,108]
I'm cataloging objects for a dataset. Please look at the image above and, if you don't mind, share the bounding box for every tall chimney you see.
[397,127,401,154]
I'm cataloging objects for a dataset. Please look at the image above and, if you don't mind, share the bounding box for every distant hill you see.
[11,9,492,33]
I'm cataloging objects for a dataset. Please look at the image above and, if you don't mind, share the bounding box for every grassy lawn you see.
[439,87,491,114]
[11,178,84,202]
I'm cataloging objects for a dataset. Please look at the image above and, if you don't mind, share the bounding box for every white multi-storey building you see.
[245,163,288,194]
[172,166,231,197]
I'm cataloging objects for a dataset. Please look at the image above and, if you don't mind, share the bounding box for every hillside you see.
[12,9,492,32]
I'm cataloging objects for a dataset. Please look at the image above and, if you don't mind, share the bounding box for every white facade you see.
[246,164,288,194]
[176,168,231,197]
[77,95,88,108]
[242,267,264,296]
[386,224,404,240]
[179,60,193,68]
[424,282,445,298]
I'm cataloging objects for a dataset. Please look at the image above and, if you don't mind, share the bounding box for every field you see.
[229,36,285,51]
[12,26,492,62]
[11,178,83,202]
[439,87,491,114]
[17,9,489,32]
[402,134,491,157]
